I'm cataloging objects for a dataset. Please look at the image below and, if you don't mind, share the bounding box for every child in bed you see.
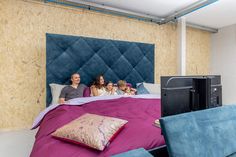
[116,80,136,95]
[105,81,117,95]
[125,86,136,95]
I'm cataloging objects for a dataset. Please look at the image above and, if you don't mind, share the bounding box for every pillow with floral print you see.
[52,113,128,151]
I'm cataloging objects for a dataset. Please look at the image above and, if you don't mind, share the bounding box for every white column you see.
[177,17,186,75]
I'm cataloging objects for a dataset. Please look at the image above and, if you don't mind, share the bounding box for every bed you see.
[30,34,165,157]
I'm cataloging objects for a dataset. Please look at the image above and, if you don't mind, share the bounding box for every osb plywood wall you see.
[186,27,210,75]
[0,0,210,130]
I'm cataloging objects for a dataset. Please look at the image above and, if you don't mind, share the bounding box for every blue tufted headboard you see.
[46,33,154,106]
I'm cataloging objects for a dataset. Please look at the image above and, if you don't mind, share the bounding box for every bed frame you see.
[46,33,168,156]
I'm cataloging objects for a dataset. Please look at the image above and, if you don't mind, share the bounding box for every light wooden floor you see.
[0,129,37,157]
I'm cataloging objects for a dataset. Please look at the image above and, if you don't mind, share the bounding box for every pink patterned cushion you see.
[52,113,128,151]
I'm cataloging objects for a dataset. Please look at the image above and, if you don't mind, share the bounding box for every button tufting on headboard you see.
[46,33,154,106]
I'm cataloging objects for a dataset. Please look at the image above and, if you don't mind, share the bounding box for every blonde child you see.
[116,80,136,95]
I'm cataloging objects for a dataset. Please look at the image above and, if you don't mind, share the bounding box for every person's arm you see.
[59,87,66,104]
[90,85,99,96]
[116,89,124,95]
[131,87,137,92]
[59,98,65,104]
[111,87,115,94]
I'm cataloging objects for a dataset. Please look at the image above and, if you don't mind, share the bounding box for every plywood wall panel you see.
[0,0,210,130]
[186,27,210,75]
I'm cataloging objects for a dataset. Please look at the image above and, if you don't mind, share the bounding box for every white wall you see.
[210,24,236,105]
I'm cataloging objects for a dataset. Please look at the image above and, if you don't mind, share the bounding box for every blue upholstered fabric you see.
[160,105,236,157]
[136,83,150,95]
[46,33,154,106]
[111,148,153,157]
[228,152,236,157]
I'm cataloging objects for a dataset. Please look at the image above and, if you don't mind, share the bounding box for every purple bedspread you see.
[30,97,165,157]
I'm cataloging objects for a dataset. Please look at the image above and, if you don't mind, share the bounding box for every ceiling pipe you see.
[45,0,218,33]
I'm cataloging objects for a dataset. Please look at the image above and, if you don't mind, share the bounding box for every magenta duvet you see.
[30,97,165,157]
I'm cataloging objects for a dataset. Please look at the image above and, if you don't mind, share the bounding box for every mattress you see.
[30,95,165,157]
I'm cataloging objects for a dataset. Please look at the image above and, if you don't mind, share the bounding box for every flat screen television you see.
[161,75,222,117]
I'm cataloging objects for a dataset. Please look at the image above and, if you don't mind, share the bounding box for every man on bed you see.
[59,73,87,104]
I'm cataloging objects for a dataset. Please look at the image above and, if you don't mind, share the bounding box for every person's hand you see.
[59,98,65,104]
[131,88,137,92]
[113,87,118,91]
[60,100,70,105]
[111,88,116,93]
[131,91,136,95]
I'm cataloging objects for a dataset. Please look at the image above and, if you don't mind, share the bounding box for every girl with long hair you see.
[90,75,107,96]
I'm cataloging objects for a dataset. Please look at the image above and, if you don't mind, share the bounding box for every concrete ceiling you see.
[185,0,236,28]
[69,0,236,29]
[78,0,200,17]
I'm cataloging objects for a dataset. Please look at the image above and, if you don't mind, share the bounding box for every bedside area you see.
[0,129,37,157]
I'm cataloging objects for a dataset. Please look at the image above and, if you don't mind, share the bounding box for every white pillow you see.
[142,82,160,95]
[49,83,66,105]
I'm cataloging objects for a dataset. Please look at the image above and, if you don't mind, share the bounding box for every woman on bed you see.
[90,75,107,96]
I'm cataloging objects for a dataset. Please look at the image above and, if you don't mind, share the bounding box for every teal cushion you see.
[160,105,236,157]
[228,152,236,157]
[137,83,150,95]
[112,148,153,157]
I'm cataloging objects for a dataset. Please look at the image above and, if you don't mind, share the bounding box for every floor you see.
[0,129,37,157]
